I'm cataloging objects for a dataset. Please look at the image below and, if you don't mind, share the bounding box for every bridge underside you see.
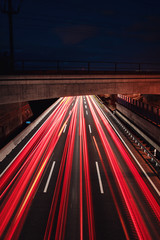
[0,73,160,104]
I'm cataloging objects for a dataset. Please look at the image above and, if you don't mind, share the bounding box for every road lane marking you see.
[86,110,88,115]
[95,162,104,194]
[85,105,87,109]
[96,101,160,197]
[63,124,67,133]
[88,124,92,133]
[58,121,68,136]
[43,161,56,193]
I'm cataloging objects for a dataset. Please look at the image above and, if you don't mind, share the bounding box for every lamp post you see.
[0,0,23,72]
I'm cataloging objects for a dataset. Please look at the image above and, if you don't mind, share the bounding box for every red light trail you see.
[87,95,160,240]
[0,96,159,240]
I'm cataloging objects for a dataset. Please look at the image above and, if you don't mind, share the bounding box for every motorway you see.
[0,96,160,240]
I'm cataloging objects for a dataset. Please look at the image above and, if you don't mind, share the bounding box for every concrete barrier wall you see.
[116,103,160,145]
[0,98,61,162]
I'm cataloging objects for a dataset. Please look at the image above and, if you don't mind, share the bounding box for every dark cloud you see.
[0,0,160,62]
[124,16,160,43]
[54,25,97,45]
[101,10,116,16]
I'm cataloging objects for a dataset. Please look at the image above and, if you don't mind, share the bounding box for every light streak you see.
[92,135,130,240]
[87,96,152,240]
[79,97,83,240]
[0,97,68,195]
[44,97,79,240]
[0,97,73,239]
[55,97,79,240]
[80,97,95,240]
[91,96,160,221]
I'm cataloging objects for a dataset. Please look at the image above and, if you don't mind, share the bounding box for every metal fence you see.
[13,60,160,73]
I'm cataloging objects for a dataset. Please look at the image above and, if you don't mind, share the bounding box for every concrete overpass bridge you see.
[0,60,160,104]
[0,72,160,104]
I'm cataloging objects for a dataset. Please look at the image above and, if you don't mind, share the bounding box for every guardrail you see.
[12,60,160,73]
[97,97,160,176]
[114,112,160,176]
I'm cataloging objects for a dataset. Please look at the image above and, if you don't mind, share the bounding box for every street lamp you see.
[0,0,23,72]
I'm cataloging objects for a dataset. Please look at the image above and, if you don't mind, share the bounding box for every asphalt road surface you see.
[1,96,160,240]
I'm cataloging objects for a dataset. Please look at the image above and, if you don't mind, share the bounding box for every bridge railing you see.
[13,60,160,73]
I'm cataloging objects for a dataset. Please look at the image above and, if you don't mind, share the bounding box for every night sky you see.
[0,0,160,63]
